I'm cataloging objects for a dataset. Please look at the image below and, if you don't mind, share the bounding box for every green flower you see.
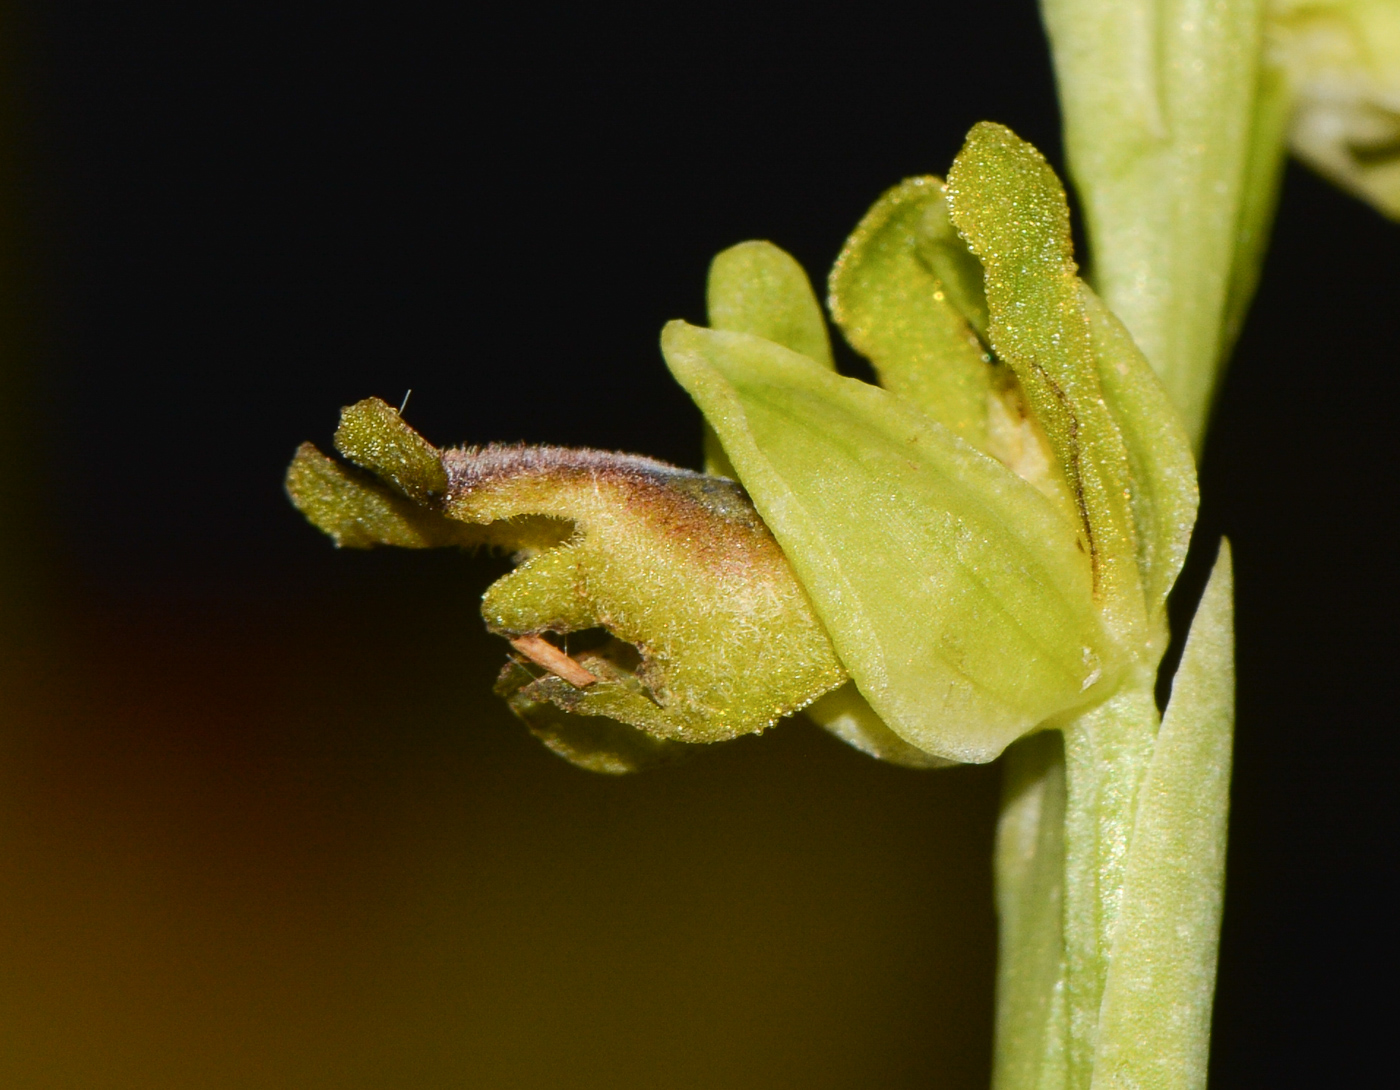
[1270,0,1400,217]
[287,123,1196,771]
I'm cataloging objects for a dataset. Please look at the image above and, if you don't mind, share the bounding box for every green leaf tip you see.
[286,398,846,768]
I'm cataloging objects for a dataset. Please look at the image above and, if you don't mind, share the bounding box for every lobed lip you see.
[288,396,848,764]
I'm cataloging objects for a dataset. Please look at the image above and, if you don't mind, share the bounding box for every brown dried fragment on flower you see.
[286,398,847,768]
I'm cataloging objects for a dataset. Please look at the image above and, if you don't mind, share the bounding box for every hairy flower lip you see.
[288,398,848,756]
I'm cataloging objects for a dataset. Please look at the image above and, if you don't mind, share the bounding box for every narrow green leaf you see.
[664,320,1111,764]
[705,240,834,477]
[1080,286,1198,636]
[945,123,1145,652]
[1060,683,1160,1089]
[1090,541,1234,1090]
[828,177,996,447]
[994,731,1069,1090]
[1041,0,1271,447]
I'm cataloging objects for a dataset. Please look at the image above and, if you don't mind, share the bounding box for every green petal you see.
[946,123,1146,653]
[452,445,845,743]
[828,176,996,447]
[285,442,470,549]
[705,240,833,477]
[708,240,834,369]
[494,659,692,774]
[334,396,449,503]
[1091,540,1234,1089]
[1081,286,1198,636]
[663,321,1111,764]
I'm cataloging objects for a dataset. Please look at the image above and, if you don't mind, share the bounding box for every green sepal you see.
[1090,540,1234,1089]
[711,237,955,766]
[805,683,954,769]
[946,123,1147,653]
[828,176,996,447]
[664,320,1112,764]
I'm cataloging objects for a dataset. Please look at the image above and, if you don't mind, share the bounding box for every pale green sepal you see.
[1270,0,1400,220]
[806,683,955,769]
[1041,0,1268,448]
[705,241,835,477]
[663,320,1111,764]
[707,240,943,766]
[1080,285,1198,634]
[945,124,1145,652]
[1089,541,1234,1090]
[994,731,1069,1090]
[828,176,996,447]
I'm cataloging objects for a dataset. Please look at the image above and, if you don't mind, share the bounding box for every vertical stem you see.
[1060,680,1159,1090]
[993,731,1069,1090]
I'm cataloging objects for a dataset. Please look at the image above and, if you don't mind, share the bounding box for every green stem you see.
[993,683,1160,1090]
[993,732,1069,1090]
[1060,680,1160,1089]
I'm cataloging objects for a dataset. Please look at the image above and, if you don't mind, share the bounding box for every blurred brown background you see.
[0,2,1394,1087]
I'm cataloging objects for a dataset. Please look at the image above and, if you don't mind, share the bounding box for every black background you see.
[1,2,1393,1086]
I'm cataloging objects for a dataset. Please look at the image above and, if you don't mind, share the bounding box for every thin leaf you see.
[1090,540,1234,1090]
